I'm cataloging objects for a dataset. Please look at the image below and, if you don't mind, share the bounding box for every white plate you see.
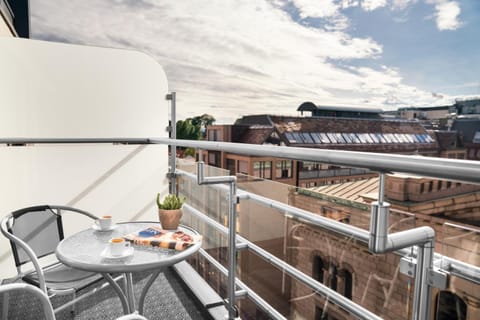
[92,224,117,232]
[100,246,134,260]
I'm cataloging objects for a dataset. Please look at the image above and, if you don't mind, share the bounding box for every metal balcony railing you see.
[2,93,480,320]
[1,136,480,319]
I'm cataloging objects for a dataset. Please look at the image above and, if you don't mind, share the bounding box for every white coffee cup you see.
[95,215,113,230]
[109,237,130,256]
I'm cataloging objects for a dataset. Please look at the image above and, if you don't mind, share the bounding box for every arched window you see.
[313,255,325,284]
[329,264,338,291]
[338,269,353,300]
[435,291,466,320]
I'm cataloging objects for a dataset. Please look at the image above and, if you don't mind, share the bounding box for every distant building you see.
[192,102,480,319]
[452,118,480,160]
[287,174,480,319]
[454,98,480,116]
[204,103,439,187]
[297,102,383,119]
[398,105,452,121]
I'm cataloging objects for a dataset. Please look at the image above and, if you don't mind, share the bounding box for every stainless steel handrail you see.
[2,137,479,184]
[150,138,480,184]
[2,137,480,319]
[0,137,480,183]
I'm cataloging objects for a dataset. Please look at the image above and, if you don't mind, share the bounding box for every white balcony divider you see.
[0,38,169,279]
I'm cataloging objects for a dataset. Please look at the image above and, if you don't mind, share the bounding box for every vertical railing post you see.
[368,173,390,253]
[166,92,177,194]
[197,158,238,319]
[368,172,436,320]
[412,241,434,320]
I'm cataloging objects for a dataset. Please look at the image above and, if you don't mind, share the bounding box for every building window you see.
[238,160,248,175]
[313,255,325,283]
[328,264,338,291]
[253,161,272,179]
[208,151,221,167]
[226,159,235,175]
[435,291,466,320]
[276,160,292,178]
[338,269,353,300]
[313,255,354,301]
[208,129,220,141]
[300,161,320,171]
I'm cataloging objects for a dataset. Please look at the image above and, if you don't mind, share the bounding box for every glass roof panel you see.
[394,134,405,143]
[349,133,361,143]
[335,133,346,143]
[415,134,425,143]
[357,133,368,143]
[404,134,415,143]
[375,133,387,143]
[368,133,380,143]
[341,133,353,144]
[383,134,393,143]
[318,133,331,143]
[302,132,314,143]
[387,134,399,143]
[326,133,338,143]
[292,132,305,143]
[423,134,435,143]
[310,132,322,144]
[284,132,297,143]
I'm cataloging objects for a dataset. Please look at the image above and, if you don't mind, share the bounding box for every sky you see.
[31,0,480,123]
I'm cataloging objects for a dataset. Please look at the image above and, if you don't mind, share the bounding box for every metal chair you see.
[0,283,149,320]
[0,205,104,314]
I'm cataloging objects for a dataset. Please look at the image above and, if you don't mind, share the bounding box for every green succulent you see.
[156,193,186,210]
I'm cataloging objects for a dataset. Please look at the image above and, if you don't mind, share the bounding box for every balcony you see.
[1,137,479,320]
[1,38,480,320]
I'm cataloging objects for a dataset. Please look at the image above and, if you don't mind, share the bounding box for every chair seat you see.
[22,262,103,292]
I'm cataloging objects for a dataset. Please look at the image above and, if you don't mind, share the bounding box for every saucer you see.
[100,246,134,259]
[92,224,117,232]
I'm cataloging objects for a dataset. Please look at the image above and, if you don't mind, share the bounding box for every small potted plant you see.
[156,193,186,230]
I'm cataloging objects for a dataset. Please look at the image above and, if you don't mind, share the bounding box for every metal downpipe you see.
[167,92,177,194]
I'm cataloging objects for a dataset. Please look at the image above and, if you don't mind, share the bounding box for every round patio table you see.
[56,221,201,315]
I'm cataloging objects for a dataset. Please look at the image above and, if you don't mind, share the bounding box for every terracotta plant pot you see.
[158,208,183,230]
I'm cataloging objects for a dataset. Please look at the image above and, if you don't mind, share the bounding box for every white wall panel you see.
[0,38,170,278]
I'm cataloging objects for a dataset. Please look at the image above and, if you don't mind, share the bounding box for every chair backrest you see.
[0,283,56,320]
[7,205,64,267]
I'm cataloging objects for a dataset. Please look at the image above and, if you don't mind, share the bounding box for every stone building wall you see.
[288,189,480,319]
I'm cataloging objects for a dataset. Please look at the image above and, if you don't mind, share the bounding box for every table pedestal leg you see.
[138,269,162,315]
[102,273,130,314]
[125,273,136,313]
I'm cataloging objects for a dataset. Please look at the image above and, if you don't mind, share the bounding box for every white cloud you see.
[30,0,450,122]
[361,0,387,11]
[292,0,340,18]
[391,0,417,10]
[431,0,462,31]
[341,0,360,9]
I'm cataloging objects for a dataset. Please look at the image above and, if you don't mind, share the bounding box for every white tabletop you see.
[56,222,201,273]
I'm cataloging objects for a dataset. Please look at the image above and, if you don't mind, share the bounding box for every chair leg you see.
[70,291,76,316]
[2,291,9,319]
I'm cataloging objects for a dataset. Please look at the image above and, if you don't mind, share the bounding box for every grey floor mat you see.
[1,267,212,320]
